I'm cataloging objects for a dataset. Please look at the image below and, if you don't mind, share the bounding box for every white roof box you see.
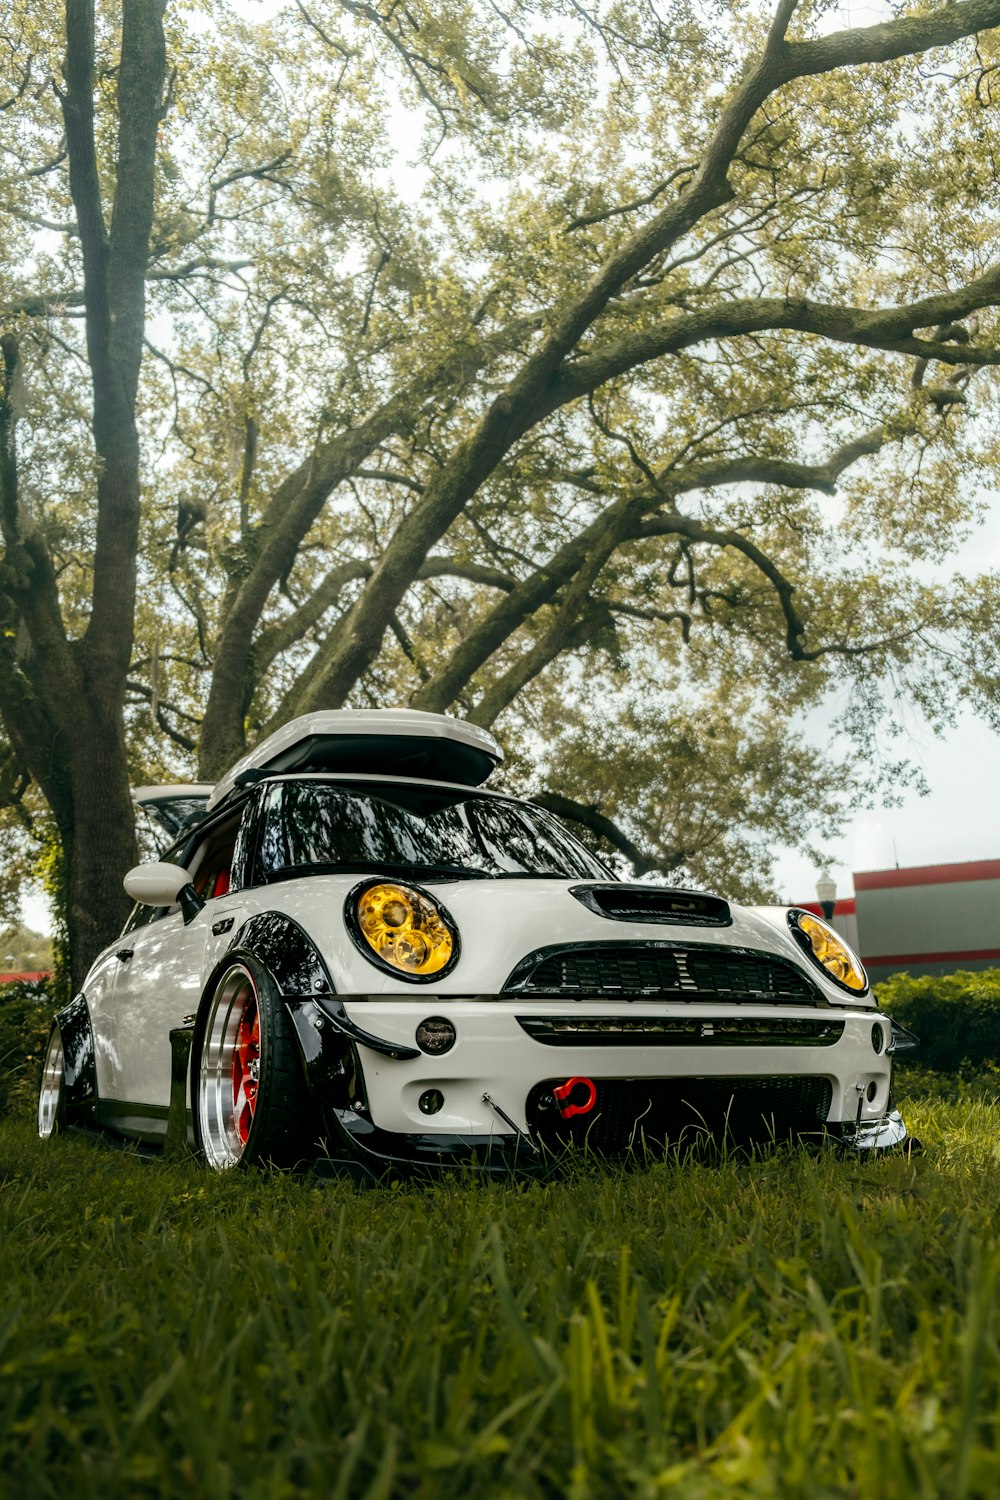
[207,709,503,811]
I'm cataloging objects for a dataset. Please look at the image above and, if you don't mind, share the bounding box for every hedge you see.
[877,968,1000,1073]
[0,978,56,1120]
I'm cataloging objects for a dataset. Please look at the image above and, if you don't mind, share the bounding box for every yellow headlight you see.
[794,912,867,993]
[355,882,455,977]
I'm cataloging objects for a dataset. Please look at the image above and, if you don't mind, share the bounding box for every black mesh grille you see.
[504,943,820,1004]
[517,1015,844,1047]
[526,1074,834,1154]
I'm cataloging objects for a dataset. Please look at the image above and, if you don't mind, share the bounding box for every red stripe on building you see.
[797,899,857,916]
[855,860,1000,891]
[0,971,50,984]
[863,947,1000,967]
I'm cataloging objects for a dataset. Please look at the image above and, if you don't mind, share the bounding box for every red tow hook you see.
[553,1076,597,1120]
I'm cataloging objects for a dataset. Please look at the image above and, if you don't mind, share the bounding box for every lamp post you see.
[816,873,836,923]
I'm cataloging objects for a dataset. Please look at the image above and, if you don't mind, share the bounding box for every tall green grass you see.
[3,1080,1000,1497]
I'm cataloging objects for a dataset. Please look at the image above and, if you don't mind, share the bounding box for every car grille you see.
[516,1015,844,1047]
[526,1074,834,1154]
[503,943,821,1004]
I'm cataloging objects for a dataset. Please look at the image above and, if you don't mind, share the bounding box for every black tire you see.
[192,955,309,1169]
[37,1024,66,1139]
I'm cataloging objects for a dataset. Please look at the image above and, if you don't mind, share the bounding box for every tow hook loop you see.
[553,1076,597,1120]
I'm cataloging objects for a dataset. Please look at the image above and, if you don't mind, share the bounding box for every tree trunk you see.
[0,0,166,989]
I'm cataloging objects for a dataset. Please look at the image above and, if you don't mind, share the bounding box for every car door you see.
[109,906,211,1113]
[84,938,131,1101]
[109,810,250,1119]
[110,898,252,1118]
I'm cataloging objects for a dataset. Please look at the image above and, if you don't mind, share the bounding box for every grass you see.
[3,1075,1000,1497]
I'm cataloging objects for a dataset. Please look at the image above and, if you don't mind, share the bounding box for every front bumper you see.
[287,994,909,1170]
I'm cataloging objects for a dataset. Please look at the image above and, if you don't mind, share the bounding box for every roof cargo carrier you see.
[207,709,503,810]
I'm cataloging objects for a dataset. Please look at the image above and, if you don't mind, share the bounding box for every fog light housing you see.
[415,1017,456,1055]
[872,1023,884,1054]
[867,1080,878,1102]
[419,1089,444,1115]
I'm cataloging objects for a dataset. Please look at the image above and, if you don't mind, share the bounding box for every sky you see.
[773,497,1000,903]
[772,709,1000,906]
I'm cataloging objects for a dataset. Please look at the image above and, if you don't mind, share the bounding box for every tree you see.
[1,0,166,983]
[3,0,1000,982]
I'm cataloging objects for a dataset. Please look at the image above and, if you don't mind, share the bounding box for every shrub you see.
[0,978,57,1120]
[877,968,1000,1073]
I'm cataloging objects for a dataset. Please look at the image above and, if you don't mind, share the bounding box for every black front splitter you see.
[315,1102,544,1181]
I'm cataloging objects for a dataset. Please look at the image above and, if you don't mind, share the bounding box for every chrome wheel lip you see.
[37,1029,64,1139]
[198,963,260,1170]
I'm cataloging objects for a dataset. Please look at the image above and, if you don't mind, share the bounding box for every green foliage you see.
[878,969,1000,1075]
[520,681,854,901]
[0,978,55,1121]
[0,922,52,974]
[2,1080,1000,1495]
[34,815,69,993]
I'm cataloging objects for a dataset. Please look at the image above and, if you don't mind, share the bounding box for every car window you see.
[189,809,245,898]
[258,780,611,881]
[135,804,171,864]
[122,899,159,935]
[120,798,249,938]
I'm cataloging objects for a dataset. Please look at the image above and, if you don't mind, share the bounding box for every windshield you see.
[258,780,611,882]
[134,795,210,859]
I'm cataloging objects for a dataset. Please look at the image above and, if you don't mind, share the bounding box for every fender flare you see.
[226,910,334,998]
[191,914,350,1119]
[196,912,418,1143]
[52,992,98,1121]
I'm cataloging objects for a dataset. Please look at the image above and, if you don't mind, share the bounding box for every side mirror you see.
[124,861,190,906]
[123,862,206,924]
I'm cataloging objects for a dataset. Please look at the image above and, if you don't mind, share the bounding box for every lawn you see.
[3,1076,1000,1498]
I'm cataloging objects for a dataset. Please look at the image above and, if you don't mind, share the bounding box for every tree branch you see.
[468,504,638,728]
[126,679,198,752]
[532,791,685,879]
[559,276,1000,406]
[565,163,697,233]
[285,0,1000,715]
[255,554,519,715]
[410,492,644,715]
[638,511,926,663]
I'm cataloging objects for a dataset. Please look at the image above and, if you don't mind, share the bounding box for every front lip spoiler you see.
[320,1103,537,1179]
[828,1108,911,1155]
[318,1092,915,1176]
[316,1105,915,1178]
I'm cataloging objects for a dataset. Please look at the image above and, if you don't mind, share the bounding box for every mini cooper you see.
[37,709,910,1173]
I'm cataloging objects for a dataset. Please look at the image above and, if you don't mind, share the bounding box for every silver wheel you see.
[37,1027,65,1139]
[197,964,261,1170]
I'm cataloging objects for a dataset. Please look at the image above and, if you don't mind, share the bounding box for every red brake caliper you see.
[232,999,260,1145]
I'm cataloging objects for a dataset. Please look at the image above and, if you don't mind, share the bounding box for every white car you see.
[37,709,910,1173]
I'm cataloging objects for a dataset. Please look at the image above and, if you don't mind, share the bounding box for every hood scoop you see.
[571,884,732,928]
